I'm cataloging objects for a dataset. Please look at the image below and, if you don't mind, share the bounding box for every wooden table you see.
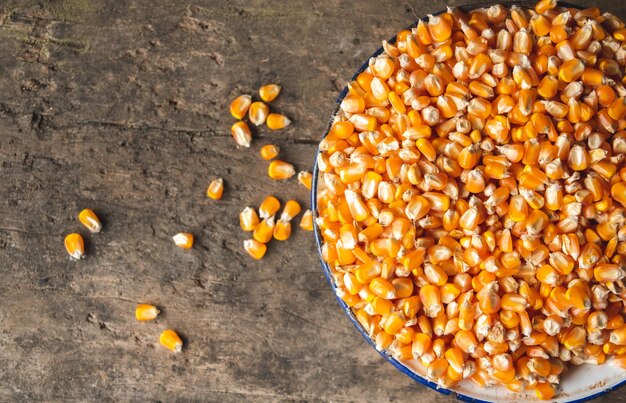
[0,0,625,401]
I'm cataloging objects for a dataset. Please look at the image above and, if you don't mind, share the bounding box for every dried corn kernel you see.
[249,102,269,126]
[244,239,267,259]
[260,144,280,160]
[160,329,182,352]
[240,207,260,232]
[268,160,296,180]
[172,233,194,249]
[259,84,281,103]
[259,196,280,219]
[78,209,101,233]
[300,210,313,231]
[231,121,252,148]
[266,113,291,130]
[206,178,224,200]
[64,233,85,260]
[135,304,159,321]
[298,171,313,190]
[230,95,251,120]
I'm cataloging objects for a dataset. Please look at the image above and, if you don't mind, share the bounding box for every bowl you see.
[311,2,626,402]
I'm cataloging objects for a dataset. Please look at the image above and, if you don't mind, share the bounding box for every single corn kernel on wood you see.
[78,209,102,233]
[253,216,275,243]
[172,232,194,249]
[229,94,251,120]
[268,160,295,180]
[206,178,224,200]
[300,210,313,231]
[298,171,312,190]
[231,121,252,148]
[266,113,291,130]
[259,196,280,219]
[244,239,267,259]
[64,233,85,260]
[259,144,280,160]
[248,101,269,126]
[280,200,301,221]
[135,304,160,321]
[259,84,281,103]
[273,220,291,241]
[160,329,183,352]
[240,206,260,232]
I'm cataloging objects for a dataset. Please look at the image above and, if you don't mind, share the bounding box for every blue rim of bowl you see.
[310,1,626,402]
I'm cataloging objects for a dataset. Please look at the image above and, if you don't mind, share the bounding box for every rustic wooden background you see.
[0,0,625,401]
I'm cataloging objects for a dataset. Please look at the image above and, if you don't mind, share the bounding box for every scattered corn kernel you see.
[78,209,101,233]
[240,207,260,232]
[159,329,183,352]
[64,233,85,260]
[172,233,194,249]
[135,304,159,321]
[268,160,296,180]
[249,101,269,126]
[244,239,267,259]
[298,171,312,190]
[229,94,251,120]
[231,121,252,148]
[206,178,224,200]
[300,209,313,231]
[260,144,280,160]
[259,196,281,219]
[259,83,281,103]
[266,113,291,130]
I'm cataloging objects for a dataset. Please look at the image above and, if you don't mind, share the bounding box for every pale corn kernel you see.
[172,233,194,249]
[160,329,183,352]
[64,233,85,260]
[78,209,102,233]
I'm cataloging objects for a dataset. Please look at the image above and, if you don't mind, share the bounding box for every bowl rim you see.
[310,1,626,402]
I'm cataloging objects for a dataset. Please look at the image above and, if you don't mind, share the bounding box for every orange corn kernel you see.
[268,160,296,180]
[160,329,183,352]
[78,209,101,233]
[64,233,85,260]
[172,233,194,249]
[280,200,301,221]
[248,102,269,126]
[260,144,280,160]
[259,196,281,219]
[298,171,313,190]
[207,178,224,200]
[231,121,252,148]
[135,304,159,321]
[300,210,314,231]
[244,239,267,260]
[273,220,292,241]
[240,207,260,232]
[266,113,291,130]
[230,94,251,120]
[259,84,281,103]
[253,217,275,243]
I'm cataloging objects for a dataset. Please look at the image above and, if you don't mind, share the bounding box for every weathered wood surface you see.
[0,0,625,401]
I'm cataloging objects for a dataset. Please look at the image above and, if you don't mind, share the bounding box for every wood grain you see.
[0,0,625,401]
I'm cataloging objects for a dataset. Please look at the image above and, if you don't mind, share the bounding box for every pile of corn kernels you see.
[316,0,626,399]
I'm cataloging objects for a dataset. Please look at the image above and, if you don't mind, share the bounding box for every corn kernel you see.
[160,329,183,352]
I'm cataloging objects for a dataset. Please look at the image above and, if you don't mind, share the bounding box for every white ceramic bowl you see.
[312,2,626,401]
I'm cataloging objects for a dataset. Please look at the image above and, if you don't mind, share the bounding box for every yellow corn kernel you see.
[160,329,183,352]
[248,101,269,126]
[253,217,275,243]
[281,200,301,221]
[244,239,267,260]
[135,304,159,321]
[231,121,252,148]
[240,207,260,232]
[268,160,296,180]
[260,144,280,160]
[230,94,251,120]
[259,83,281,103]
[172,232,194,249]
[273,220,291,241]
[259,196,281,219]
[206,178,224,200]
[266,113,291,130]
[297,171,312,190]
[78,209,102,233]
[300,210,313,231]
[64,233,85,260]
